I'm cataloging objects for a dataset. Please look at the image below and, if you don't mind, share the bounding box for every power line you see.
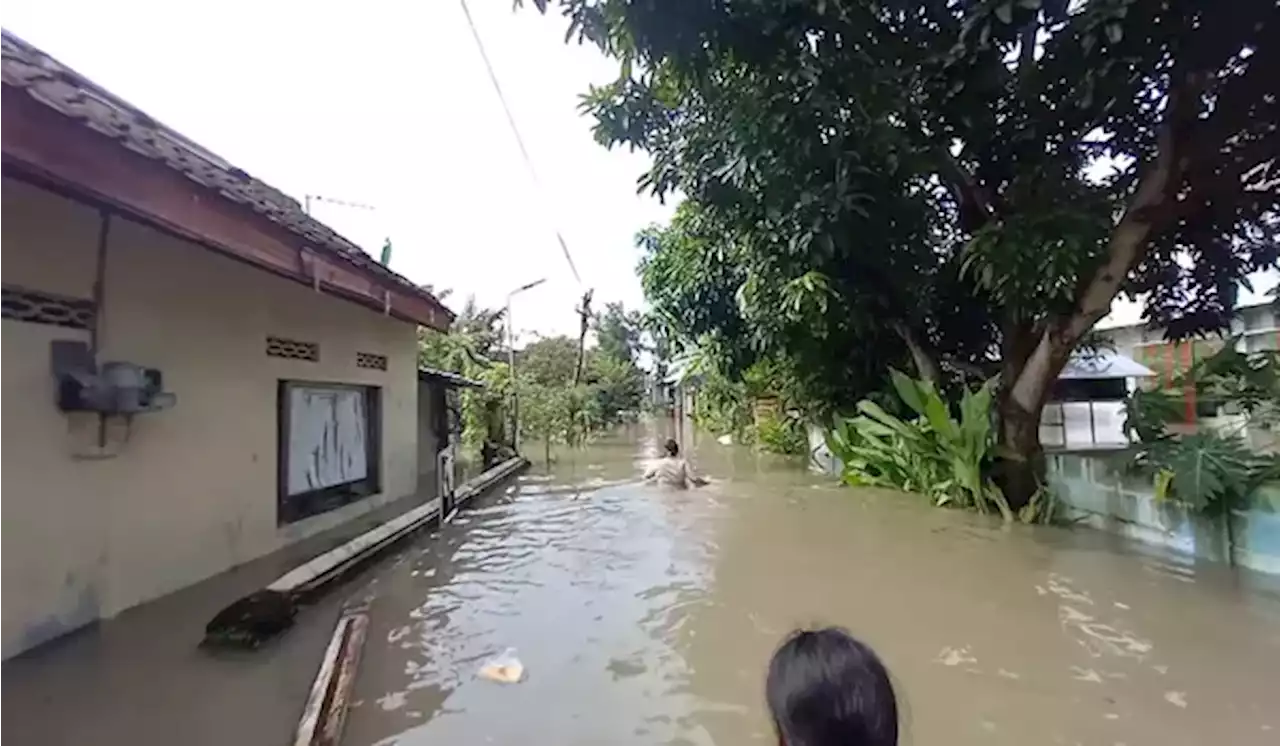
[458,0,583,285]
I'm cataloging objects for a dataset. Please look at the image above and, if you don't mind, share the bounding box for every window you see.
[277,381,381,524]
[1049,378,1128,402]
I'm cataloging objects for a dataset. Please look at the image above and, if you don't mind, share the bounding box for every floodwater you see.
[342,424,1280,746]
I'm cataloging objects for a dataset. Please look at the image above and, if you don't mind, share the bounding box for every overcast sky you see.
[2,0,674,339]
[2,1,1272,338]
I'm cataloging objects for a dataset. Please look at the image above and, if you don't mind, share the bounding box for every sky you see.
[2,1,1272,338]
[0,0,675,340]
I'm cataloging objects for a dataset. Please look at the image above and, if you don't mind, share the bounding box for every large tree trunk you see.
[995,357,1056,510]
[996,394,1047,513]
[993,74,1192,510]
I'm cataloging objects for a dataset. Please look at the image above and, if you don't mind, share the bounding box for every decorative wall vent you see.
[266,336,319,361]
[2,286,95,330]
[356,352,388,371]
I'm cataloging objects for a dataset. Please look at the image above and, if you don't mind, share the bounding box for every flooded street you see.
[343,425,1280,746]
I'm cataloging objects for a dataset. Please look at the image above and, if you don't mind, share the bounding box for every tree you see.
[636,201,933,416]
[532,0,1279,507]
[417,293,513,460]
[515,333,644,440]
[594,301,643,365]
[519,335,581,387]
[587,350,646,423]
[519,381,573,464]
[419,293,507,373]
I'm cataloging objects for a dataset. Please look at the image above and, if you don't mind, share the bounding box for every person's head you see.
[766,628,898,746]
[663,438,680,457]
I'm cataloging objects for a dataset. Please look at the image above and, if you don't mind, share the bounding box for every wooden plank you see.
[293,616,350,746]
[293,614,369,746]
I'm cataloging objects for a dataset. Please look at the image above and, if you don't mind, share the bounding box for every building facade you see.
[1,32,452,658]
[1098,301,1278,450]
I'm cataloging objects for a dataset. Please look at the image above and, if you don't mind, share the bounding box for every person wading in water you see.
[643,438,709,488]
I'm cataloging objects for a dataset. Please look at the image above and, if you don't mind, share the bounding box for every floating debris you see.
[202,590,295,649]
[1164,691,1188,708]
[479,648,525,683]
[935,646,978,667]
[1071,666,1103,683]
[377,691,407,711]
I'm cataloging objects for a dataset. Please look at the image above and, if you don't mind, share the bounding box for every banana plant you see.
[826,370,1011,521]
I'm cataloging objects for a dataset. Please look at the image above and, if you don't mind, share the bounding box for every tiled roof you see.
[0,29,449,319]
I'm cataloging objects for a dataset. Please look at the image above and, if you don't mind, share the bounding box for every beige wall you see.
[2,178,419,658]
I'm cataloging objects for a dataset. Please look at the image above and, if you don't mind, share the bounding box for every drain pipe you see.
[90,210,112,449]
[90,209,111,355]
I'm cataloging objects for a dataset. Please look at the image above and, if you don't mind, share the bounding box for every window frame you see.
[276,380,382,525]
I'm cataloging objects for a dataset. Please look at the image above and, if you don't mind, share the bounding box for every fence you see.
[1049,450,1280,577]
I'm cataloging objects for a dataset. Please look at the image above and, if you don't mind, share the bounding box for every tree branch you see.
[1009,71,1201,411]
[889,321,944,386]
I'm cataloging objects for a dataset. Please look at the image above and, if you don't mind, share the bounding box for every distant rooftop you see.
[1059,350,1155,380]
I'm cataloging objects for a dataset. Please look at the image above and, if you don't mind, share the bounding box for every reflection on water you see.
[343,424,1280,746]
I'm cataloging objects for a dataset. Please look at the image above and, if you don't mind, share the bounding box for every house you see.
[1,31,458,658]
[1098,300,1278,450]
[417,366,483,517]
[1039,350,1156,450]
[1101,300,1278,378]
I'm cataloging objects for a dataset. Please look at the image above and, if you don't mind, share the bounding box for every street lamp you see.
[507,278,546,451]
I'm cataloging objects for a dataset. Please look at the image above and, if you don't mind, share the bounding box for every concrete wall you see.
[1,178,420,658]
[810,422,1280,577]
[1049,450,1280,576]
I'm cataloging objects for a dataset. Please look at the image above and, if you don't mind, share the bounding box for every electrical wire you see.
[458,0,583,285]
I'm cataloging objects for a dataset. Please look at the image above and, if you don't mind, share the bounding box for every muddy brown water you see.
[342,425,1280,746]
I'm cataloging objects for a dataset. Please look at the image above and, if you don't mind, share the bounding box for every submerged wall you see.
[2,178,420,658]
[1048,450,1280,576]
[810,424,1280,576]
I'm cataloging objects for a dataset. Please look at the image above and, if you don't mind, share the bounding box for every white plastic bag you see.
[478,647,525,684]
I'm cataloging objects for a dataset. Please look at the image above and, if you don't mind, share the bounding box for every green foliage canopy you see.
[532,0,1279,506]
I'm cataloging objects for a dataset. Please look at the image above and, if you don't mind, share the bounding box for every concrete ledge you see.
[267,498,444,596]
[204,456,529,646]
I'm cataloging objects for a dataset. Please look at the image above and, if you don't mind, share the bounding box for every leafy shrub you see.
[1124,344,1280,513]
[825,370,1013,521]
[755,413,808,456]
[1139,434,1279,513]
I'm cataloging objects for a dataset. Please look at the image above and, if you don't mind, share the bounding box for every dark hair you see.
[664,438,680,457]
[766,628,898,746]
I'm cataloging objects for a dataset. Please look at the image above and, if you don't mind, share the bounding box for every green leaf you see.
[856,400,915,435]
[1146,434,1254,511]
[889,368,927,415]
[924,394,960,442]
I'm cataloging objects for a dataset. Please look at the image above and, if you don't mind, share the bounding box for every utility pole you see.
[573,289,594,386]
[506,278,546,452]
